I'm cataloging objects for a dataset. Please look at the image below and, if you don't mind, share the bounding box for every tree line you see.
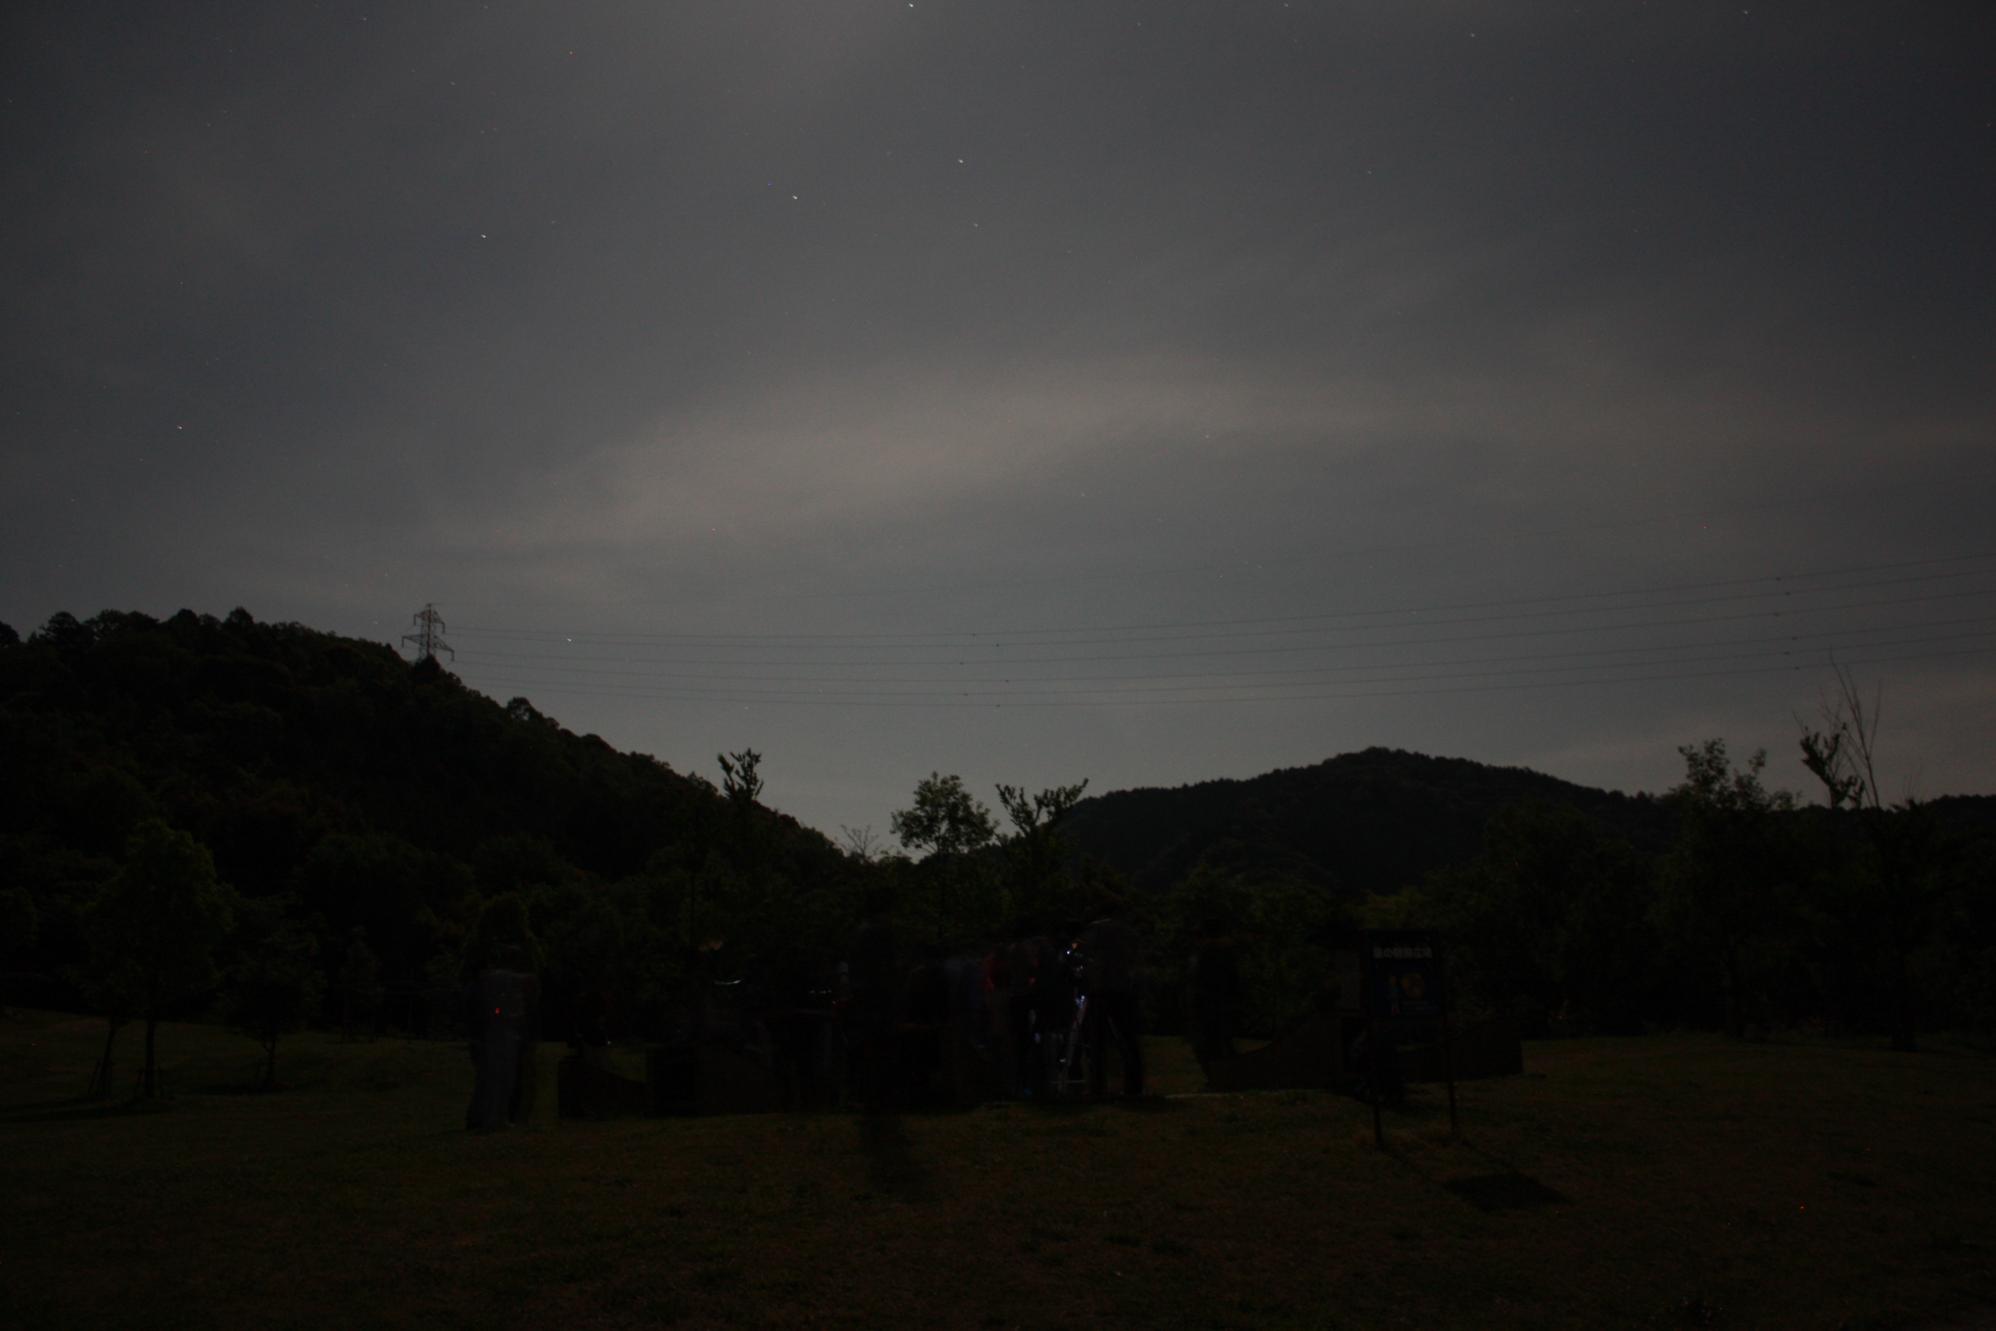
[4,609,1991,1101]
[1363,684,1995,1048]
[0,609,1120,1096]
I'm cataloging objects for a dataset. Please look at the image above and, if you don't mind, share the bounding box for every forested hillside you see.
[5,609,1991,1071]
[1066,746,1996,1044]
[0,608,859,1045]
[1062,748,1679,899]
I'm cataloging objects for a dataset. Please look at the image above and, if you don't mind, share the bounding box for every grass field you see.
[3,1010,1992,1330]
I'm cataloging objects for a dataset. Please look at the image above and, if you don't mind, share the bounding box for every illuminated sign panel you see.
[1367,934,1443,1022]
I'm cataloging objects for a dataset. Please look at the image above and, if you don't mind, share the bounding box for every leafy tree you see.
[1926,833,1996,1046]
[470,833,570,899]
[30,611,89,650]
[463,891,543,979]
[293,832,477,997]
[694,749,773,977]
[892,773,998,942]
[1395,802,1653,1035]
[893,773,998,860]
[0,606,860,1028]
[1159,863,1347,1038]
[335,928,384,1039]
[539,878,666,1042]
[85,820,235,1098]
[504,695,562,729]
[718,749,764,807]
[995,779,1089,924]
[225,899,323,1088]
[1655,742,1802,1039]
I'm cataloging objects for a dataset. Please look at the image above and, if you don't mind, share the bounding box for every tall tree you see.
[893,773,998,859]
[995,779,1089,924]
[1402,802,1653,1034]
[718,749,764,807]
[224,899,324,1089]
[1799,667,1937,1051]
[891,773,998,942]
[1655,742,1801,1039]
[86,820,234,1098]
[335,928,384,1040]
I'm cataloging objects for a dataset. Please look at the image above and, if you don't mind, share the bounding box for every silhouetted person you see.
[1081,904,1145,1099]
[847,889,902,1110]
[1000,921,1045,1097]
[465,945,539,1130]
[769,955,829,1110]
[902,945,949,1105]
[1031,926,1079,1096]
[1189,915,1243,1069]
[942,949,995,1105]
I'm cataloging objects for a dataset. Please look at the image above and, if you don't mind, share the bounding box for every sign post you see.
[1359,929,1456,1146]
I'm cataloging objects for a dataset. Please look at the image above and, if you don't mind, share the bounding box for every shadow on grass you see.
[1019,1091,1179,1115]
[1440,1172,1571,1212]
[1108,1093,1180,1114]
[857,1112,935,1202]
[1382,1135,1573,1213]
[0,1095,174,1124]
[200,1080,290,1095]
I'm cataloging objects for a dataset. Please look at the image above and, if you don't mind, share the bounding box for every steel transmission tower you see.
[401,602,455,664]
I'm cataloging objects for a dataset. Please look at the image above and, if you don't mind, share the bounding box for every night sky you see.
[6,2,1993,842]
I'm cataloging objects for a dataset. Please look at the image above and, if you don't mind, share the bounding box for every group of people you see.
[462,899,1156,1127]
[844,898,1147,1109]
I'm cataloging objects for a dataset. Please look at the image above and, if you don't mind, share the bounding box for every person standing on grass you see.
[1188,915,1244,1070]
[505,945,541,1126]
[1000,920,1044,1098]
[846,887,903,1110]
[1034,924,1080,1095]
[464,944,538,1131]
[1081,899,1145,1099]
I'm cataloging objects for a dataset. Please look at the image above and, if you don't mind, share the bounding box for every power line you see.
[453,616,1996,691]
[441,548,1996,716]
[442,493,1826,610]
[453,642,1996,710]
[460,629,1996,700]
[449,583,1996,671]
[450,550,1996,647]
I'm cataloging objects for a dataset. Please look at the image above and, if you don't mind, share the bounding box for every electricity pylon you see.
[402,603,455,664]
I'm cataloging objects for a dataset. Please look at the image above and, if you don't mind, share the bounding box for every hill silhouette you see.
[1062,748,1679,900]
[6,608,1991,1047]
[0,608,853,1022]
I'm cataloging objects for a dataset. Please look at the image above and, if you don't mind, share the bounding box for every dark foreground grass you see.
[3,1011,1992,1330]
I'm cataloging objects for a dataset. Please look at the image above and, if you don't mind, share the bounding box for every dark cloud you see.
[6,1,1992,833]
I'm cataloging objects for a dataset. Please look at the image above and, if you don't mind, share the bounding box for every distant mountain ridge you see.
[1065,748,1996,904]
[0,607,851,1006]
[1063,748,1681,899]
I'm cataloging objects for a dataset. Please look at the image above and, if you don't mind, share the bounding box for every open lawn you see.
[3,1010,1992,1330]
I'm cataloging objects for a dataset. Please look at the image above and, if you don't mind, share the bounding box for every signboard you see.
[1356,929,1456,1145]
[1366,935,1443,1023]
